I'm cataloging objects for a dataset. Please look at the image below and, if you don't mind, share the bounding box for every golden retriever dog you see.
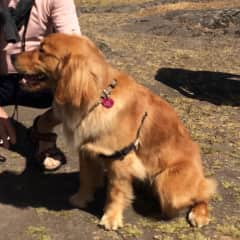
[13,33,217,230]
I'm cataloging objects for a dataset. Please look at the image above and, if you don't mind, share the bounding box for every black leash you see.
[12,1,34,120]
[0,0,34,43]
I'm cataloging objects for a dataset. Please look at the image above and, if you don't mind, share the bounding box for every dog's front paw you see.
[188,209,210,228]
[99,212,123,230]
[69,193,92,209]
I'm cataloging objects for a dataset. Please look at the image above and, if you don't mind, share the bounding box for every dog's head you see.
[13,33,109,107]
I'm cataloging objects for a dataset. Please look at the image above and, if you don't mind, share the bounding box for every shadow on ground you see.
[155,68,240,106]
[1,120,162,220]
[0,119,77,210]
[0,170,78,210]
[0,119,107,217]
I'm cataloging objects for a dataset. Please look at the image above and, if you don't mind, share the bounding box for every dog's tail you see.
[196,177,217,202]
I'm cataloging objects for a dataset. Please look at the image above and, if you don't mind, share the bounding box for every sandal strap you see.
[30,116,57,143]
[31,130,57,142]
[29,115,66,171]
[37,146,66,164]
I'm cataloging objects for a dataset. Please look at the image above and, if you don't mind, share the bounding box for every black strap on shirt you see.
[0,0,34,44]
[11,0,34,117]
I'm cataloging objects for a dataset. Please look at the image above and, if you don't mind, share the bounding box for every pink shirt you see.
[0,0,81,75]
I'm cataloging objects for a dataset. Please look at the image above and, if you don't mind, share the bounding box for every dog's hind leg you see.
[70,151,105,208]
[153,162,216,226]
[188,178,217,227]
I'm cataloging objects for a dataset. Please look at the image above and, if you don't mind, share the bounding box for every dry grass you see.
[75,0,149,7]
[139,0,240,16]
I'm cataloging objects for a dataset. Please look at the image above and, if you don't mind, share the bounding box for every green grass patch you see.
[26,226,51,240]
[121,224,143,238]
[216,224,240,238]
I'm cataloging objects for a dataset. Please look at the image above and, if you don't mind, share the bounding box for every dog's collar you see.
[100,79,117,108]
[101,79,117,98]
[78,80,148,160]
[87,79,117,114]
[76,79,117,129]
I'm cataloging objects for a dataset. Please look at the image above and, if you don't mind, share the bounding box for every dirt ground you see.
[0,0,240,239]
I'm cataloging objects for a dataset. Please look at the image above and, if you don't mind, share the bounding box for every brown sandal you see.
[29,116,66,171]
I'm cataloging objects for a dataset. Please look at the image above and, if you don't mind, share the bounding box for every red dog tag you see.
[101,97,114,108]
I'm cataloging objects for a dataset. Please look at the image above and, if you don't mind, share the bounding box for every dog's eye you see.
[39,48,45,54]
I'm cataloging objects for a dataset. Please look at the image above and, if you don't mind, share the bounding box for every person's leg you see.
[16,87,66,171]
[0,75,19,106]
[0,74,53,108]
[16,87,53,108]
[29,108,66,170]
[0,75,22,161]
[0,75,65,170]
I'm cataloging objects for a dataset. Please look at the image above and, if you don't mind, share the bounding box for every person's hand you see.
[0,107,16,149]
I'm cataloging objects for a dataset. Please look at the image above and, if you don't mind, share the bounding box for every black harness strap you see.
[100,112,148,160]
[76,79,148,160]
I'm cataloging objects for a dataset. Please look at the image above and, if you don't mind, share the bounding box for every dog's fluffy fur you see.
[13,33,216,230]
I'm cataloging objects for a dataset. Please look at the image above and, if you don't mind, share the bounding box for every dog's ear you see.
[55,54,98,107]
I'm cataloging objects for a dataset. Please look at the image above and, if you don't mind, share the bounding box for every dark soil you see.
[125,8,240,37]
